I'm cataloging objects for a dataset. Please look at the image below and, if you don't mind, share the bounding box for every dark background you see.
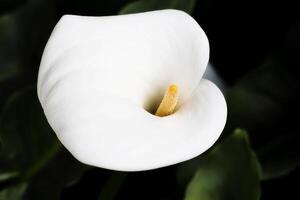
[0,0,299,199]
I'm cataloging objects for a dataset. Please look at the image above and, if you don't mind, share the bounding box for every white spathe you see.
[37,9,227,171]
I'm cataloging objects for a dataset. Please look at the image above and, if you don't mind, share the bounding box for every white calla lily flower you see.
[37,9,227,171]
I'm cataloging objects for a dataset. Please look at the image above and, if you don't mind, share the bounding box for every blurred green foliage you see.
[0,0,299,199]
[225,21,300,180]
[0,88,89,199]
[0,88,59,179]
[184,129,261,200]
[0,183,27,200]
[120,0,197,14]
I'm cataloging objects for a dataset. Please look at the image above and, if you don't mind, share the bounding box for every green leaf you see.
[225,86,285,136]
[0,183,27,200]
[225,22,300,180]
[184,129,261,200]
[0,14,22,72]
[0,87,60,179]
[98,172,127,200]
[235,59,300,106]
[225,75,300,181]
[24,149,90,200]
[0,87,90,199]
[0,0,55,72]
[119,0,197,15]
[258,133,300,180]
[0,0,55,107]
[0,171,18,182]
